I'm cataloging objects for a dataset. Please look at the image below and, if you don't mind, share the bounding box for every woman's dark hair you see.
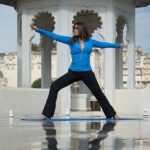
[70,22,90,45]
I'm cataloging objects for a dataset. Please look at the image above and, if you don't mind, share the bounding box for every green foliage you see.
[32,43,40,52]
[32,78,41,88]
[0,70,3,79]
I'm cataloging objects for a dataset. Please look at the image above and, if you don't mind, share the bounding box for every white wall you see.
[1,87,150,117]
[114,89,150,116]
[0,87,60,117]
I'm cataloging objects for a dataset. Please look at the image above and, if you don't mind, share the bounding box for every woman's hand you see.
[30,25,37,31]
[120,42,128,48]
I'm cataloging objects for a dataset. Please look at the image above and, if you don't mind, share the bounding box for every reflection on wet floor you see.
[42,122,58,150]
[0,116,150,150]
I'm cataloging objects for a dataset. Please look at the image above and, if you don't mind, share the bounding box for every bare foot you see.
[36,115,48,119]
[113,114,120,124]
[114,114,120,119]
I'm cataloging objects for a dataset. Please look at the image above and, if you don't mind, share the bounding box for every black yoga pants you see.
[42,69,116,118]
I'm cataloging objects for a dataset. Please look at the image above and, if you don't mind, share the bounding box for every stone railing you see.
[71,94,91,111]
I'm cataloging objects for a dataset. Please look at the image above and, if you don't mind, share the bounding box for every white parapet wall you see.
[114,89,150,116]
[1,87,150,117]
[0,87,60,116]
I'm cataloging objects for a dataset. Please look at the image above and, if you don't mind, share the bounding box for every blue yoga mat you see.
[21,117,144,122]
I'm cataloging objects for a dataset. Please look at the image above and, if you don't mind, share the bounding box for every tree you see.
[32,43,40,52]
[32,78,41,88]
[0,70,3,79]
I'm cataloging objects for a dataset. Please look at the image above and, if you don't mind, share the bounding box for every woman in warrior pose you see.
[30,22,124,119]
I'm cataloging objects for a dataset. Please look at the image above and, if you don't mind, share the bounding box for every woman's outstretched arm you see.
[91,39,121,48]
[30,25,71,44]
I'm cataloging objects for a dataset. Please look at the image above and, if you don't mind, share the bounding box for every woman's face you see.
[73,25,80,36]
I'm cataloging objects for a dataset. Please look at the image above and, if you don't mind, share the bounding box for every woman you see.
[30,22,122,119]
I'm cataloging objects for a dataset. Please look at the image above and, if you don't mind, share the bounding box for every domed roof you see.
[0,0,150,8]
[0,0,17,7]
[134,0,150,7]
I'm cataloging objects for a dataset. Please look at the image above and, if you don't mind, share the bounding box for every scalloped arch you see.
[32,11,55,31]
[116,16,128,43]
[72,9,102,35]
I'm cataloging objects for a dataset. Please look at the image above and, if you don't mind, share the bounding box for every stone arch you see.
[31,11,56,88]
[32,11,55,47]
[115,16,128,43]
[115,15,129,89]
[32,11,55,30]
[72,9,102,35]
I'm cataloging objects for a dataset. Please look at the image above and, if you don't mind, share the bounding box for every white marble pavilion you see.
[0,0,150,116]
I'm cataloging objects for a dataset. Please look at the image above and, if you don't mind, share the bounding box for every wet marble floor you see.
[0,115,150,150]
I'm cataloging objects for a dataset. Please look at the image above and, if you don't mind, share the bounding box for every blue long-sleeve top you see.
[35,28,121,71]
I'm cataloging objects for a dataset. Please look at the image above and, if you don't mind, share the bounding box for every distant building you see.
[0,52,17,87]
[1,46,150,89]
[123,46,150,88]
[0,49,57,87]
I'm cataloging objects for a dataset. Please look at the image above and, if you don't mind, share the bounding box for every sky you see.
[0,4,150,53]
